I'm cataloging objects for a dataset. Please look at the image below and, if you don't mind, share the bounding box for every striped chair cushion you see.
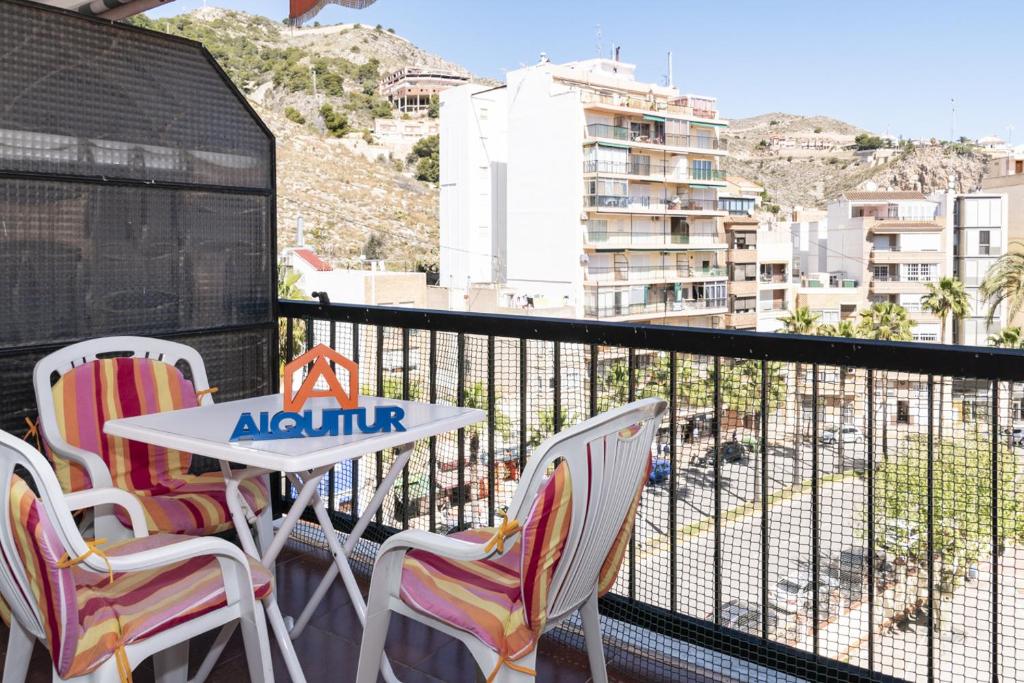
[7,476,272,679]
[42,356,269,535]
[400,461,572,663]
[0,595,9,626]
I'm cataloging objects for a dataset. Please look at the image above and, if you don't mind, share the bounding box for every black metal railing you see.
[275,300,1024,683]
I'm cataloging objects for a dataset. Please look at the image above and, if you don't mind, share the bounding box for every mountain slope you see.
[725,113,988,209]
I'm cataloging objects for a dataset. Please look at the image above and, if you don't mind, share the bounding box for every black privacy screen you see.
[0,1,276,432]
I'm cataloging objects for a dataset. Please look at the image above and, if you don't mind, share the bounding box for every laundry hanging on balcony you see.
[289,0,377,25]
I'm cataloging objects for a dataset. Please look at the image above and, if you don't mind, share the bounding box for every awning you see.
[692,121,728,128]
[595,141,631,150]
[643,114,667,123]
[290,0,378,25]
[688,184,719,189]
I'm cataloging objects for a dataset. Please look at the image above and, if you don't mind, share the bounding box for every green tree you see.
[408,134,440,183]
[988,326,1024,348]
[854,133,885,150]
[320,103,349,137]
[857,302,915,457]
[427,93,440,119]
[415,156,439,183]
[284,106,305,124]
[363,232,386,260]
[817,319,857,468]
[922,277,968,345]
[528,408,579,449]
[980,246,1024,323]
[856,302,915,341]
[277,264,307,371]
[779,307,820,482]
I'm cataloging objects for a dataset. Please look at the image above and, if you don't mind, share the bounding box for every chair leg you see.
[239,601,275,683]
[355,584,393,683]
[581,593,608,683]
[3,618,34,683]
[153,642,188,683]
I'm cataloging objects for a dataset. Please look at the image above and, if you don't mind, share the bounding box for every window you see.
[732,296,756,313]
[896,400,910,424]
[818,310,840,325]
[903,263,936,282]
[873,265,890,280]
[732,263,756,281]
[979,230,991,256]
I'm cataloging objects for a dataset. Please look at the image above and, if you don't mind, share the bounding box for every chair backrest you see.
[34,336,213,492]
[506,397,667,628]
[0,430,99,671]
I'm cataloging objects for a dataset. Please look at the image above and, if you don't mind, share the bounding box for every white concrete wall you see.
[504,65,586,308]
[439,83,508,303]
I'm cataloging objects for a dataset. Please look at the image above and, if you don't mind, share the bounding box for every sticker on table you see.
[231,344,406,441]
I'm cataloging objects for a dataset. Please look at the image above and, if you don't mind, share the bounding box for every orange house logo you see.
[283,344,359,412]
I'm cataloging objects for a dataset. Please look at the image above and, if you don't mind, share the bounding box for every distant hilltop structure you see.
[379,66,470,114]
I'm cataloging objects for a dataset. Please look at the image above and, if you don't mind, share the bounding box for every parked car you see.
[1004,425,1024,447]
[825,547,896,592]
[691,439,747,467]
[821,425,864,446]
[709,600,778,637]
[649,457,671,485]
[772,570,839,614]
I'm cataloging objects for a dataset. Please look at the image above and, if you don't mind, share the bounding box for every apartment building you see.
[442,56,735,326]
[790,190,1007,344]
[982,169,1024,330]
[725,217,796,331]
[379,66,469,113]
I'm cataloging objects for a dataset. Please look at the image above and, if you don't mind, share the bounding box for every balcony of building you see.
[584,122,728,156]
[6,6,1024,683]
[800,272,860,289]
[760,264,789,286]
[585,263,727,284]
[584,228,727,251]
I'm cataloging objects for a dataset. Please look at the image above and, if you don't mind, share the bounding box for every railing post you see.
[991,379,1000,683]
[627,346,637,600]
[554,341,562,432]
[375,325,384,526]
[327,320,337,513]
[760,359,770,639]
[713,355,722,625]
[401,327,410,530]
[519,338,528,473]
[487,335,496,527]
[428,329,437,533]
[926,374,935,683]
[866,369,876,672]
[811,363,820,656]
[457,332,466,530]
[589,344,599,418]
[351,323,360,518]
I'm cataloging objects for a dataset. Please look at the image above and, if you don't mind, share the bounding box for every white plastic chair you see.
[33,335,273,548]
[0,429,273,683]
[355,397,668,683]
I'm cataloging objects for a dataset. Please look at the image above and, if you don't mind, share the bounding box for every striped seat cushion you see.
[42,356,269,535]
[400,461,572,663]
[6,476,271,679]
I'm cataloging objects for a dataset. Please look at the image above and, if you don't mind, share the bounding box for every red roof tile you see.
[293,248,333,272]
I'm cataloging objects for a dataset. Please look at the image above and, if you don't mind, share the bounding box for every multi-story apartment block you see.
[790,189,1007,344]
[725,217,796,331]
[379,66,469,114]
[442,56,737,327]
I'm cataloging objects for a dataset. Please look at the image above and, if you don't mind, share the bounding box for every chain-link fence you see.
[278,301,1024,683]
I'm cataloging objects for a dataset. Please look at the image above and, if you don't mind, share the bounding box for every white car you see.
[772,570,839,614]
[821,425,863,445]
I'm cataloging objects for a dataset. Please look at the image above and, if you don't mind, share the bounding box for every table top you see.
[103,394,485,473]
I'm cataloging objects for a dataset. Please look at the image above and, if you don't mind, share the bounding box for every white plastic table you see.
[105,394,484,683]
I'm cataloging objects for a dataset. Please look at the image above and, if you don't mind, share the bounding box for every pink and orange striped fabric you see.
[400,461,573,671]
[42,357,268,535]
[4,476,272,679]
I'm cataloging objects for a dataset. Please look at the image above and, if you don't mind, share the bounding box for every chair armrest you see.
[43,439,113,489]
[101,536,251,573]
[63,489,149,539]
[377,529,501,563]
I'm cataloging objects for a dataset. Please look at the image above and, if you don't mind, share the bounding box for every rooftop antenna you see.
[594,24,603,58]
[666,51,673,88]
[1008,124,1015,145]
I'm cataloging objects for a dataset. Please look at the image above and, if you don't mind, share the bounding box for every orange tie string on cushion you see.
[22,417,41,451]
[483,511,522,555]
[195,386,219,400]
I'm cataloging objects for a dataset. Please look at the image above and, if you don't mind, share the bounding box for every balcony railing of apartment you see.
[689,167,727,182]
[586,265,726,281]
[277,300,1024,683]
[586,231,719,247]
[585,124,727,151]
[872,275,939,284]
[759,299,788,312]
[579,90,721,122]
[585,195,721,212]
[760,272,788,283]
[583,298,728,318]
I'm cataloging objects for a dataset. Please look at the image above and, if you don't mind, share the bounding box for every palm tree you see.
[817,320,857,470]
[980,246,1024,323]
[921,277,969,439]
[921,277,969,345]
[989,326,1024,349]
[779,306,819,484]
[857,302,915,457]
[277,264,307,372]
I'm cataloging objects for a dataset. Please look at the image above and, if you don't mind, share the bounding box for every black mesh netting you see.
[280,316,1022,683]
[0,1,274,434]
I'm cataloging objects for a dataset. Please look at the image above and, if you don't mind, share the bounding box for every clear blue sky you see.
[151,0,1022,141]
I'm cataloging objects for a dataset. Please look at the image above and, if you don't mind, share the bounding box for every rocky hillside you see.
[725,113,989,209]
[131,7,463,267]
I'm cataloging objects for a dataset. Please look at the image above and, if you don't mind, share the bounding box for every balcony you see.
[759,298,788,312]
[585,230,726,250]
[870,248,943,264]
[580,89,724,127]
[584,298,728,318]
[585,194,724,215]
[585,264,727,283]
[870,275,937,294]
[584,124,727,153]
[6,6,1022,683]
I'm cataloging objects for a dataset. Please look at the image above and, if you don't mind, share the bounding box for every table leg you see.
[288,444,414,638]
[223,467,321,683]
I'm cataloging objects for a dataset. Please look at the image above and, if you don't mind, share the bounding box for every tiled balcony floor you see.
[1,541,698,682]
